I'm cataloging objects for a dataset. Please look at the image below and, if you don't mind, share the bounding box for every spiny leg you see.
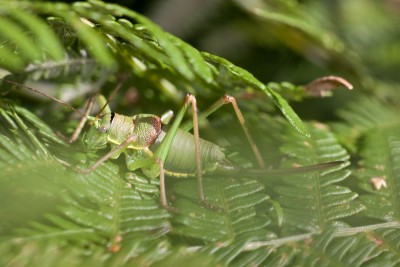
[181,94,266,169]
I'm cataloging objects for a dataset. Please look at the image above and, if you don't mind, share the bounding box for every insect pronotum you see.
[1,77,343,211]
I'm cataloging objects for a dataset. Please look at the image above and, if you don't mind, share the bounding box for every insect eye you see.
[99,126,107,133]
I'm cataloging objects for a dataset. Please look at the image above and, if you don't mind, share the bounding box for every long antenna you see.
[0,78,88,118]
[94,74,127,120]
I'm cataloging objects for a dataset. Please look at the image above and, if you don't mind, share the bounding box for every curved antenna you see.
[94,75,127,119]
[0,78,88,118]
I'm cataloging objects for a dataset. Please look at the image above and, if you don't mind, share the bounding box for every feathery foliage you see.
[276,122,361,232]
[1,0,400,266]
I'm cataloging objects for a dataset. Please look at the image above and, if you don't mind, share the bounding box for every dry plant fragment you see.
[369,177,387,190]
[304,76,353,97]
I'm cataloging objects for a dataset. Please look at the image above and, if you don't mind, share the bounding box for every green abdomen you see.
[150,127,225,177]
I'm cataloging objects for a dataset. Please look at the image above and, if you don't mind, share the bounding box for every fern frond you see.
[199,235,271,266]
[336,97,400,221]
[335,97,400,147]
[0,240,109,267]
[21,57,102,81]
[0,104,59,161]
[0,4,65,71]
[233,0,365,87]
[215,223,400,266]
[17,164,172,245]
[2,1,396,265]
[0,237,227,267]
[298,227,400,266]
[274,122,363,232]
[171,177,272,242]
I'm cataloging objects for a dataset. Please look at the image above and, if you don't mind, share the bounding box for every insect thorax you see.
[107,113,162,149]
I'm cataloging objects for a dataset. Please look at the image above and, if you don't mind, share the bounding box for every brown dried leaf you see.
[304,76,353,97]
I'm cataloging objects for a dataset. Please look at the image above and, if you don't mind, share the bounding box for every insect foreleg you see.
[180,94,266,169]
[79,134,137,174]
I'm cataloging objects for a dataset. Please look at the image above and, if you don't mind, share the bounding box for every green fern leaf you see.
[2,1,394,265]
[337,97,400,221]
[299,228,400,266]
[9,8,65,61]
[171,178,272,242]
[0,4,65,71]
[77,0,195,81]
[274,122,363,232]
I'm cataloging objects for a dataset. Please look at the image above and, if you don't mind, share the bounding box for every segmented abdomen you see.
[150,127,225,176]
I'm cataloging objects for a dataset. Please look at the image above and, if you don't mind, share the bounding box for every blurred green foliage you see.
[1,0,400,266]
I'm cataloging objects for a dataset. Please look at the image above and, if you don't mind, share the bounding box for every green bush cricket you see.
[1,77,344,211]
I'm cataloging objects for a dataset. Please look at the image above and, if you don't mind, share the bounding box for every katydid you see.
[1,78,343,211]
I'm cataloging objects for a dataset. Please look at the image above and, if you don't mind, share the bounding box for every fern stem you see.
[185,221,400,253]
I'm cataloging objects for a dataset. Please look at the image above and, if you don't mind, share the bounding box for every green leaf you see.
[171,178,272,242]
[84,0,194,80]
[336,97,400,222]
[299,228,400,266]
[275,122,362,232]
[1,1,399,265]
[0,16,43,62]
[202,52,309,136]
[8,8,65,61]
